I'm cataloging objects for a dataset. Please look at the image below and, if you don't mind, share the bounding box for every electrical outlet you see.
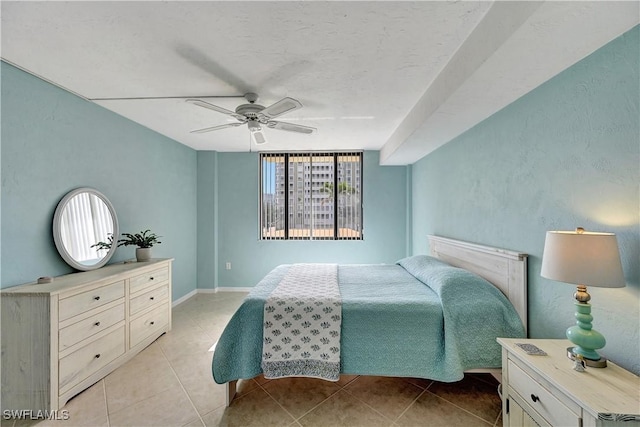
[226,262,231,270]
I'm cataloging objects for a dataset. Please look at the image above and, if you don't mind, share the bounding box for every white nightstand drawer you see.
[508,391,552,427]
[130,283,169,315]
[508,360,580,427]
[59,281,125,321]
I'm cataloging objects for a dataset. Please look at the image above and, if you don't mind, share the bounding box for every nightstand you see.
[497,338,640,427]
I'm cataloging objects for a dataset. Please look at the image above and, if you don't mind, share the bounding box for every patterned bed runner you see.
[261,263,341,381]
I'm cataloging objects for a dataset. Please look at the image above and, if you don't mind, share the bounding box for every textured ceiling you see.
[2,1,638,165]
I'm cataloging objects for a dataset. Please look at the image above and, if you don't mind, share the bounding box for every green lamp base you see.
[566,301,608,368]
[566,347,607,368]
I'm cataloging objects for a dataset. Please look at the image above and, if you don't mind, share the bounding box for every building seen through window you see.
[260,152,363,240]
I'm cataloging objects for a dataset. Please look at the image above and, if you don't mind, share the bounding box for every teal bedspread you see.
[212,255,525,384]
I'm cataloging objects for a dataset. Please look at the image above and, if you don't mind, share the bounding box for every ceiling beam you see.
[380,1,639,165]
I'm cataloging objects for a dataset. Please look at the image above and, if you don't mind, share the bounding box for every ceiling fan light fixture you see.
[247,121,262,133]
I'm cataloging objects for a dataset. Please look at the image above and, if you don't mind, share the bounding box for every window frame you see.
[259,151,363,241]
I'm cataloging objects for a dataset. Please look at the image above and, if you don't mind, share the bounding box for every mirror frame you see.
[53,187,119,271]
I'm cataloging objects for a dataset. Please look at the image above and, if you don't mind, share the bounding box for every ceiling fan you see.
[186,93,316,145]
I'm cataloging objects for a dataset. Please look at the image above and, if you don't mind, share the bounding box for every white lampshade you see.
[541,229,625,288]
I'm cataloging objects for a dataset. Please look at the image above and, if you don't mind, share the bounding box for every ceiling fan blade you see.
[267,121,316,134]
[252,130,268,145]
[190,122,244,134]
[260,97,303,119]
[186,99,245,120]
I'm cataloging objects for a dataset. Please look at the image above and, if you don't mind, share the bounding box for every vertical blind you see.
[260,152,363,240]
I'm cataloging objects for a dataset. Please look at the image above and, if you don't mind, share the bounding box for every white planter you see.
[136,248,152,262]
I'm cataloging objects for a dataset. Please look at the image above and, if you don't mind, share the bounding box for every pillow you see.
[396,255,451,283]
[396,254,450,268]
[397,254,497,300]
[398,255,526,348]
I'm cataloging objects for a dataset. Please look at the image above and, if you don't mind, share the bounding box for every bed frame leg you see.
[488,369,501,384]
[226,380,237,407]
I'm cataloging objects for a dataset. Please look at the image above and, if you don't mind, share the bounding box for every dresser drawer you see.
[59,281,125,321]
[59,303,125,351]
[130,284,169,316]
[130,304,168,348]
[59,326,125,393]
[130,267,169,293]
[508,360,581,427]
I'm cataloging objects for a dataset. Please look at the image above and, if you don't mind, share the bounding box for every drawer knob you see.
[530,394,539,403]
[94,296,101,301]
[95,354,101,359]
[150,296,155,300]
[150,321,155,325]
[94,321,101,326]
[150,277,154,280]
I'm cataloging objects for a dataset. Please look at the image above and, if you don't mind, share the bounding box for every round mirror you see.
[53,188,119,271]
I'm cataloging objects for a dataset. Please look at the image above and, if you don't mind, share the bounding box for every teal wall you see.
[211,151,408,287]
[197,151,218,290]
[1,62,198,301]
[411,27,639,374]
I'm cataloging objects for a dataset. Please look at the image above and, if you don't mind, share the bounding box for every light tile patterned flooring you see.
[4,292,504,427]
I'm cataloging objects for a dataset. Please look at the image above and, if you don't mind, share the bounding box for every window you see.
[260,152,363,240]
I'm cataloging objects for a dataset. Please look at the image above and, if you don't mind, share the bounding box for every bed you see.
[213,235,528,405]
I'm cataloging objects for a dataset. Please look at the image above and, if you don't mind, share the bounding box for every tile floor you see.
[3,292,504,427]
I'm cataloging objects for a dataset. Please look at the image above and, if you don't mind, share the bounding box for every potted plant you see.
[117,229,162,262]
[92,229,162,262]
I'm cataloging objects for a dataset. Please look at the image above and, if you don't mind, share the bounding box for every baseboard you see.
[196,288,218,294]
[193,287,252,293]
[215,287,253,292]
[172,289,197,307]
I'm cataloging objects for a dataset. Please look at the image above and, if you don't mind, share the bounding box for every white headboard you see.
[428,235,528,334]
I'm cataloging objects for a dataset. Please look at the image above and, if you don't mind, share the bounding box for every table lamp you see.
[541,227,625,367]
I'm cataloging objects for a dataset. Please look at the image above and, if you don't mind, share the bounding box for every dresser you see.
[1,258,173,412]
[498,338,640,427]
